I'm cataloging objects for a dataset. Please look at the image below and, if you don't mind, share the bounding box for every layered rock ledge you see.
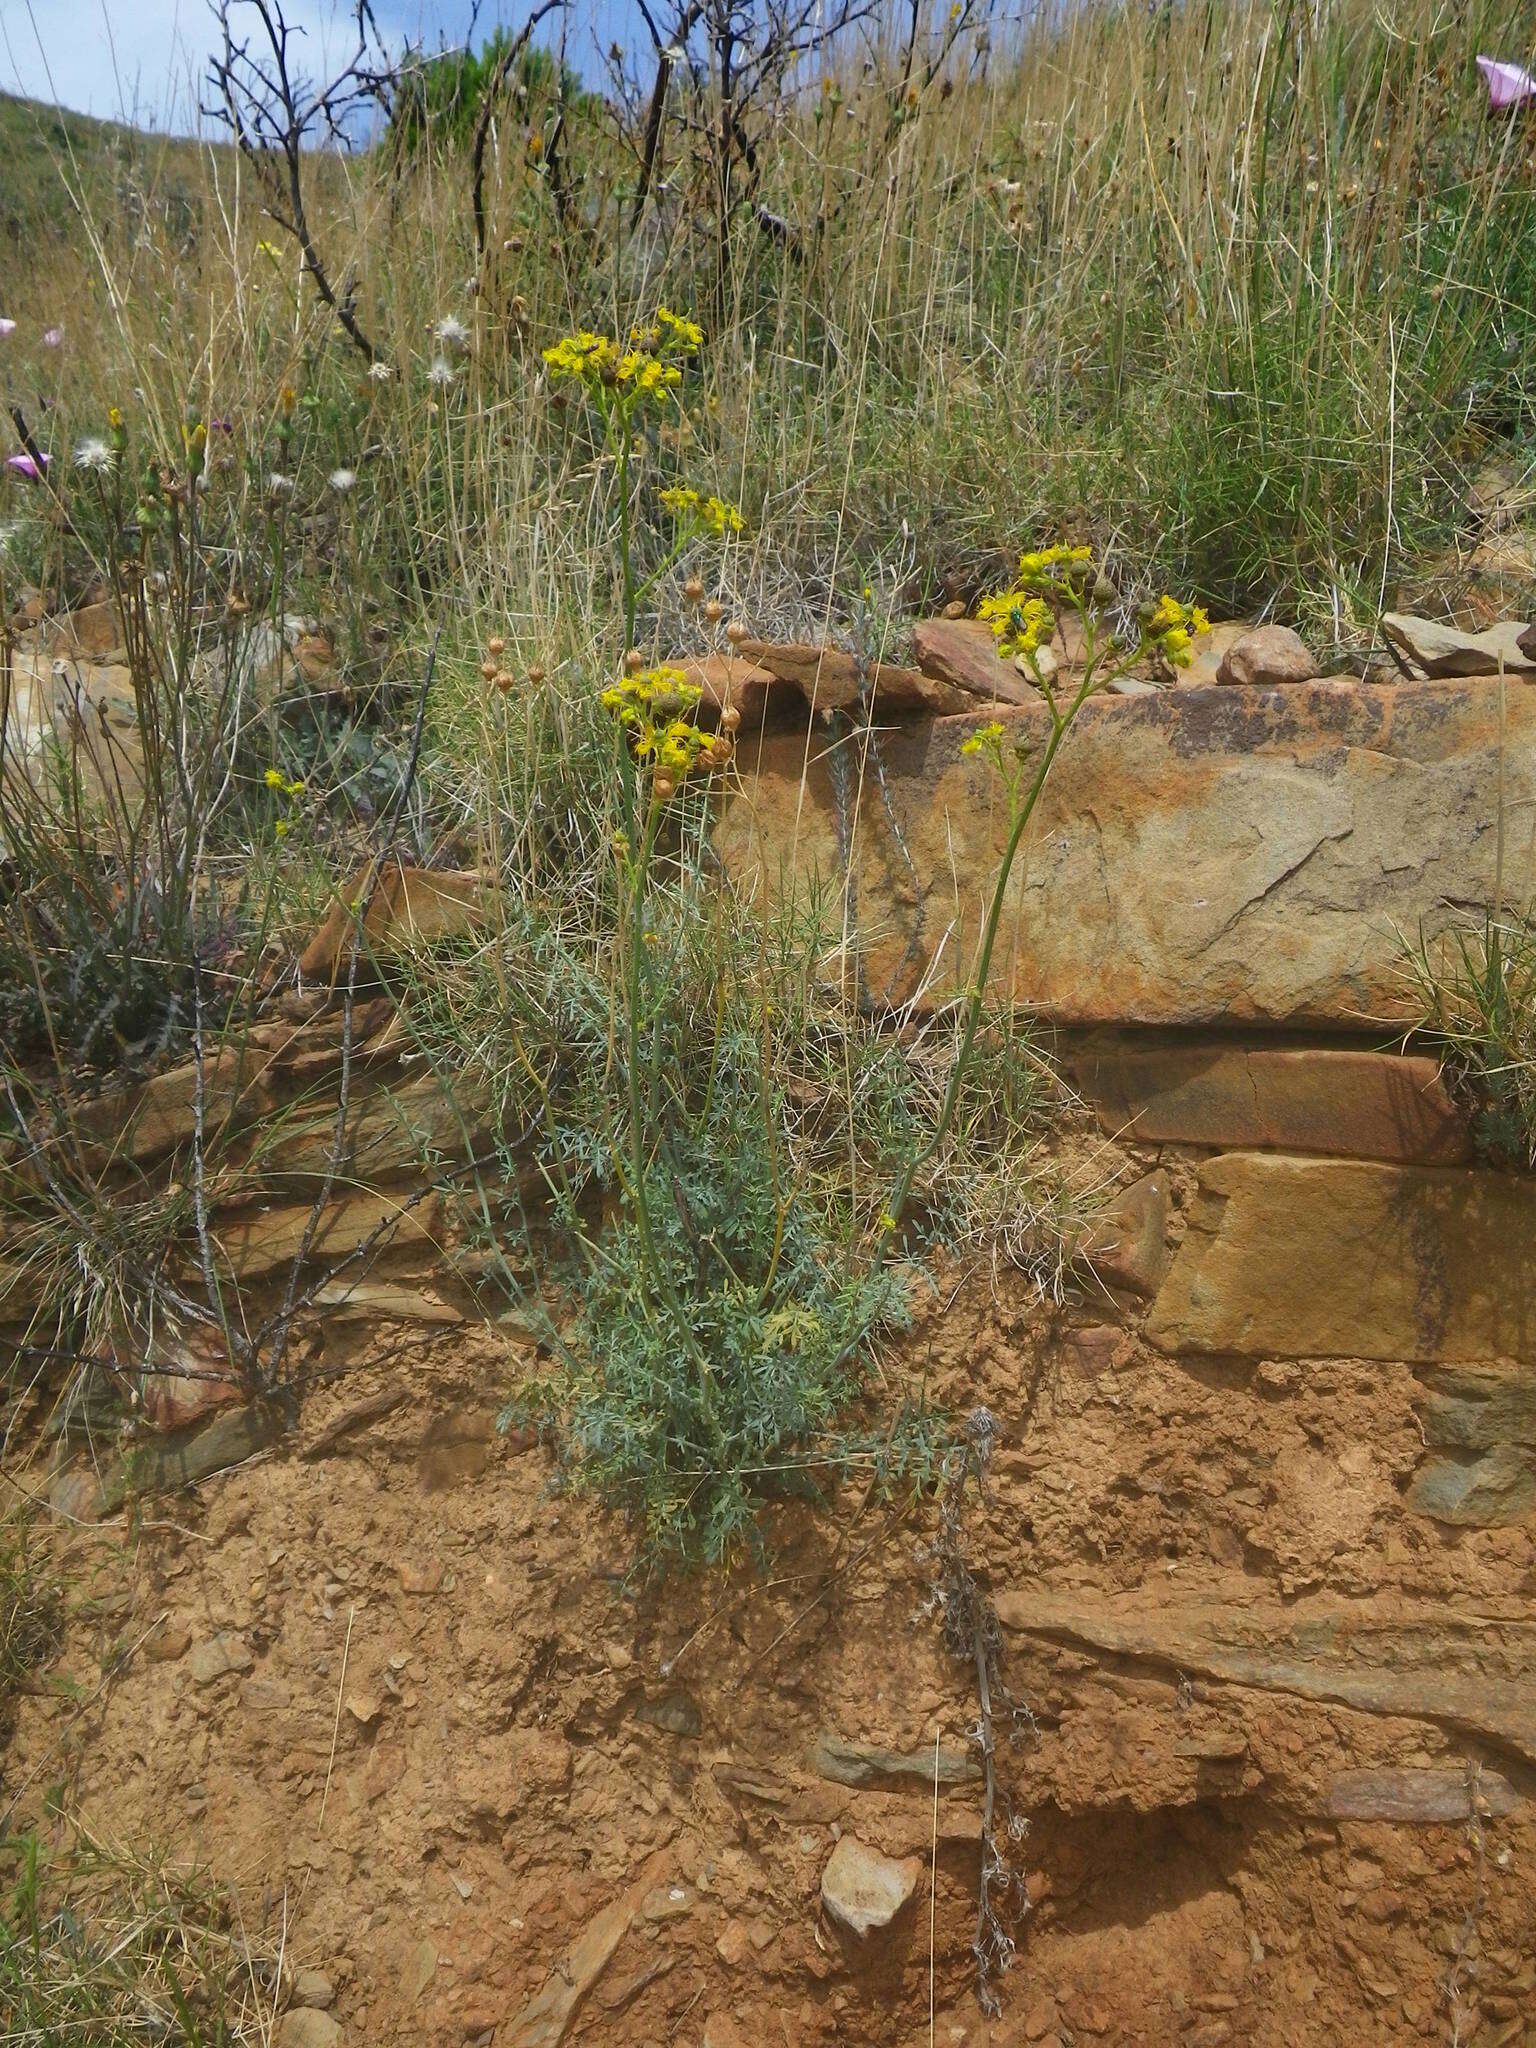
[716,674,1536,1028]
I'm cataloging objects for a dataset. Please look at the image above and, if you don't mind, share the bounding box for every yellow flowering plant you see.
[542,308,739,649]
[877,548,1209,1259]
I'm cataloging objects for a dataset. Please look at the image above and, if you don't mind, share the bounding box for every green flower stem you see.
[620,786,717,1415]
[873,631,1145,1267]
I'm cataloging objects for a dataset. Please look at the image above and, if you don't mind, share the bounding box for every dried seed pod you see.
[654,773,676,801]
[494,670,515,692]
[487,635,506,656]
[721,705,742,734]
[480,661,498,682]
[526,664,546,685]
[684,577,705,603]
[704,599,724,623]
[725,620,747,646]
[625,648,644,673]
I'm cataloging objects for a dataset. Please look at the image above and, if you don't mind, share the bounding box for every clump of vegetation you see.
[0,1522,59,1742]
[1411,914,1536,1166]
[4,0,1536,1563]
[0,1828,280,2043]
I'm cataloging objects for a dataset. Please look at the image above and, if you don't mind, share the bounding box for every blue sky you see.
[0,0,627,128]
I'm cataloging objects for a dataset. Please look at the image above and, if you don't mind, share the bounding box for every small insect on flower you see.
[328,468,357,495]
[73,438,113,473]
[434,314,470,351]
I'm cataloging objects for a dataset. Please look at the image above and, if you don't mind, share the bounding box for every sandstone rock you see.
[1380,613,1536,678]
[911,617,1035,705]
[1323,1768,1522,1822]
[1145,1153,1536,1364]
[1070,1040,1470,1164]
[92,1402,287,1518]
[996,1584,1536,1764]
[189,1632,254,1686]
[808,1730,979,1790]
[1405,1448,1536,1526]
[138,1322,242,1432]
[292,1970,336,2010]
[1083,1169,1169,1296]
[734,639,969,716]
[714,678,1536,1027]
[51,597,125,660]
[298,860,485,986]
[819,1835,921,1941]
[277,2011,342,2048]
[207,1189,443,1283]
[505,1889,637,2047]
[1215,625,1317,688]
[1173,622,1249,688]
[678,653,776,729]
[399,1557,444,1595]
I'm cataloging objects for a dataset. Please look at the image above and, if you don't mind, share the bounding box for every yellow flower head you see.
[659,485,743,537]
[1144,595,1210,666]
[1016,543,1093,591]
[961,720,1006,758]
[976,589,1054,664]
[264,766,304,799]
[655,305,704,353]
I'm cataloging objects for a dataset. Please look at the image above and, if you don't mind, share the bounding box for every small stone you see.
[1381,612,1536,679]
[277,2011,342,2048]
[603,1641,633,1672]
[188,1633,254,1687]
[632,1690,702,1738]
[345,1691,382,1727]
[399,1559,443,1595]
[292,1970,335,2010]
[146,1624,192,1664]
[1085,1170,1170,1296]
[715,1920,751,1967]
[1215,625,1318,688]
[402,1936,437,2003]
[819,1835,921,1942]
[702,2017,750,2048]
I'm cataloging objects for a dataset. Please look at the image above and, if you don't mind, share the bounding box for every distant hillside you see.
[0,93,216,259]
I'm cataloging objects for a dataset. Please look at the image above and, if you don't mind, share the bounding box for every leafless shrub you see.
[204,0,395,363]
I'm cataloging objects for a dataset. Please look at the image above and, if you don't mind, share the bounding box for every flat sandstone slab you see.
[1146,1152,1536,1363]
[715,678,1536,1026]
[1068,1039,1470,1163]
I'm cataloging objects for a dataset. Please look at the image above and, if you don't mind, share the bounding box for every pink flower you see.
[1476,56,1536,111]
[42,326,63,348]
[6,452,49,479]
[0,319,15,338]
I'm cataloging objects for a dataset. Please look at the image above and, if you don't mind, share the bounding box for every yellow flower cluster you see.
[544,307,703,402]
[961,720,1006,758]
[601,666,733,798]
[658,485,744,536]
[1144,594,1211,666]
[264,767,304,798]
[1016,544,1092,587]
[655,305,704,351]
[977,589,1054,662]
